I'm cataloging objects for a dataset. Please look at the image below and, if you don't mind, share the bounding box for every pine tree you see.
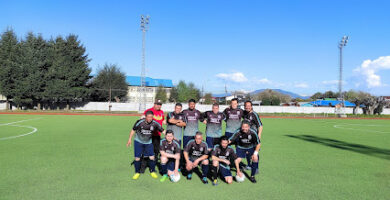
[0,28,20,110]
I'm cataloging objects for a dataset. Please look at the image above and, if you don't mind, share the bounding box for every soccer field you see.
[0,114,389,200]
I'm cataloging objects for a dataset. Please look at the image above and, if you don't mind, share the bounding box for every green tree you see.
[204,93,213,104]
[155,85,167,102]
[91,64,128,102]
[45,35,91,110]
[18,32,51,109]
[168,87,178,102]
[0,28,19,110]
[310,92,323,100]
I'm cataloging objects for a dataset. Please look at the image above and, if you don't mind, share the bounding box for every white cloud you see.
[254,78,271,84]
[353,56,390,88]
[216,72,248,83]
[294,83,309,88]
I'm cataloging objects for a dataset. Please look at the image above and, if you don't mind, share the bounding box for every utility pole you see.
[139,15,150,113]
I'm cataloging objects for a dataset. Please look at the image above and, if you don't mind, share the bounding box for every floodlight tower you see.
[139,15,150,113]
[338,35,348,117]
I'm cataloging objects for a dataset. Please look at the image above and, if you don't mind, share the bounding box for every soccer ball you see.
[170,174,180,183]
[235,174,245,182]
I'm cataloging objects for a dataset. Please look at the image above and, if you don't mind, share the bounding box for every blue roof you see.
[310,100,356,107]
[213,93,232,98]
[126,76,173,87]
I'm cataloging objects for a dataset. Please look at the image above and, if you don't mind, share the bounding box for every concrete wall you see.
[1,101,389,115]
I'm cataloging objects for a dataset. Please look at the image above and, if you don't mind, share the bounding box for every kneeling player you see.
[159,130,181,182]
[183,131,209,184]
[229,120,260,183]
[211,136,242,185]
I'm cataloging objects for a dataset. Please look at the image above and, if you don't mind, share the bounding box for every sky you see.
[1,0,390,96]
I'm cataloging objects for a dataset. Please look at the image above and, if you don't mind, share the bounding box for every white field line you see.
[0,118,41,140]
[0,118,41,126]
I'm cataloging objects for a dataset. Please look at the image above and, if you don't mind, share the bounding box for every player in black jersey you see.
[159,130,181,182]
[183,131,209,184]
[229,120,260,183]
[211,136,242,185]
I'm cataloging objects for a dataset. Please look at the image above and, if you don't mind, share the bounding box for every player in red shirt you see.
[143,99,166,158]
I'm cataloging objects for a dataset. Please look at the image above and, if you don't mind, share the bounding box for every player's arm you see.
[174,153,180,173]
[234,157,242,175]
[258,126,263,139]
[127,120,141,147]
[202,111,208,124]
[254,113,263,139]
[126,129,135,147]
[228,131,239,144]
[168,112,178,124]
[212,155,230,165]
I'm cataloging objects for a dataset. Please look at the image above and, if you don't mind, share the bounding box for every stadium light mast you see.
[139,15,150,113]
[338,35,348,117]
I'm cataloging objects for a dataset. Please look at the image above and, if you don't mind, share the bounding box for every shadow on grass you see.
[286,134,390,161]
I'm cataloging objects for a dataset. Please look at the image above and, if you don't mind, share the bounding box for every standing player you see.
[182,99,204,147]
[126,111,165,180]
[211,136,242,185]
[203,103,226,150]
[229,120,260,183]
[166,103,187,146]
[159,130,181,182]
[243,100,263,139]
[183,131,209,184]
[223,98,244,139]
[143,99,166,158]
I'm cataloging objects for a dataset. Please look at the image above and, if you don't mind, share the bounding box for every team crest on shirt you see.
[200,147,203,151]
[195,113,198,117]
[150,126,154,131]
[248,135,252,140]
[171,146,175,151]
[218,115,221,119]
[226,151,230,156]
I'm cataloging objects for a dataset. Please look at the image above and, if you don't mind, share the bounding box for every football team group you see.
[126,98,263,185]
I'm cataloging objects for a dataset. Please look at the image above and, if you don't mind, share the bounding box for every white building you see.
[125,76,173,103]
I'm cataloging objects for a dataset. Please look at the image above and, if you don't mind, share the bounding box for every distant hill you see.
[250,89,311,99]
[213,89,311,100]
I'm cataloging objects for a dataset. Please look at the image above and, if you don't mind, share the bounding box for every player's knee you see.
[253,156,258,162]
[149,156,155,160]
[160,156,168,163]
[226,177,232,184]
[212,160,219,167]
[135,157,141,161]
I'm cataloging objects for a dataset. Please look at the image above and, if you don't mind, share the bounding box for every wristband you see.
[253,151,259,156]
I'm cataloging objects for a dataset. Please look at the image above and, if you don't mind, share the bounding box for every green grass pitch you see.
[0,114,389,200]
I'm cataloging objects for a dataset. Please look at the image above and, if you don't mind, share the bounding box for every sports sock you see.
[148,159,156,172]
[251,162,258,176]
[160,163,167,175]
[202,164,209,178]
[134,160,141,173]
[212,165,218,180]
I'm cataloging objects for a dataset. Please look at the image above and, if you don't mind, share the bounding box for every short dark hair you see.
[231,98,238,103]
[220,136,228,142]
[212,103,219,107]
[195,131,203,137]
[166,130,174,135]
[145,110,154,116]
[245,100,252,106]
[175,103,182,107]
[188,99,196,103]
[241,120,251,127]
